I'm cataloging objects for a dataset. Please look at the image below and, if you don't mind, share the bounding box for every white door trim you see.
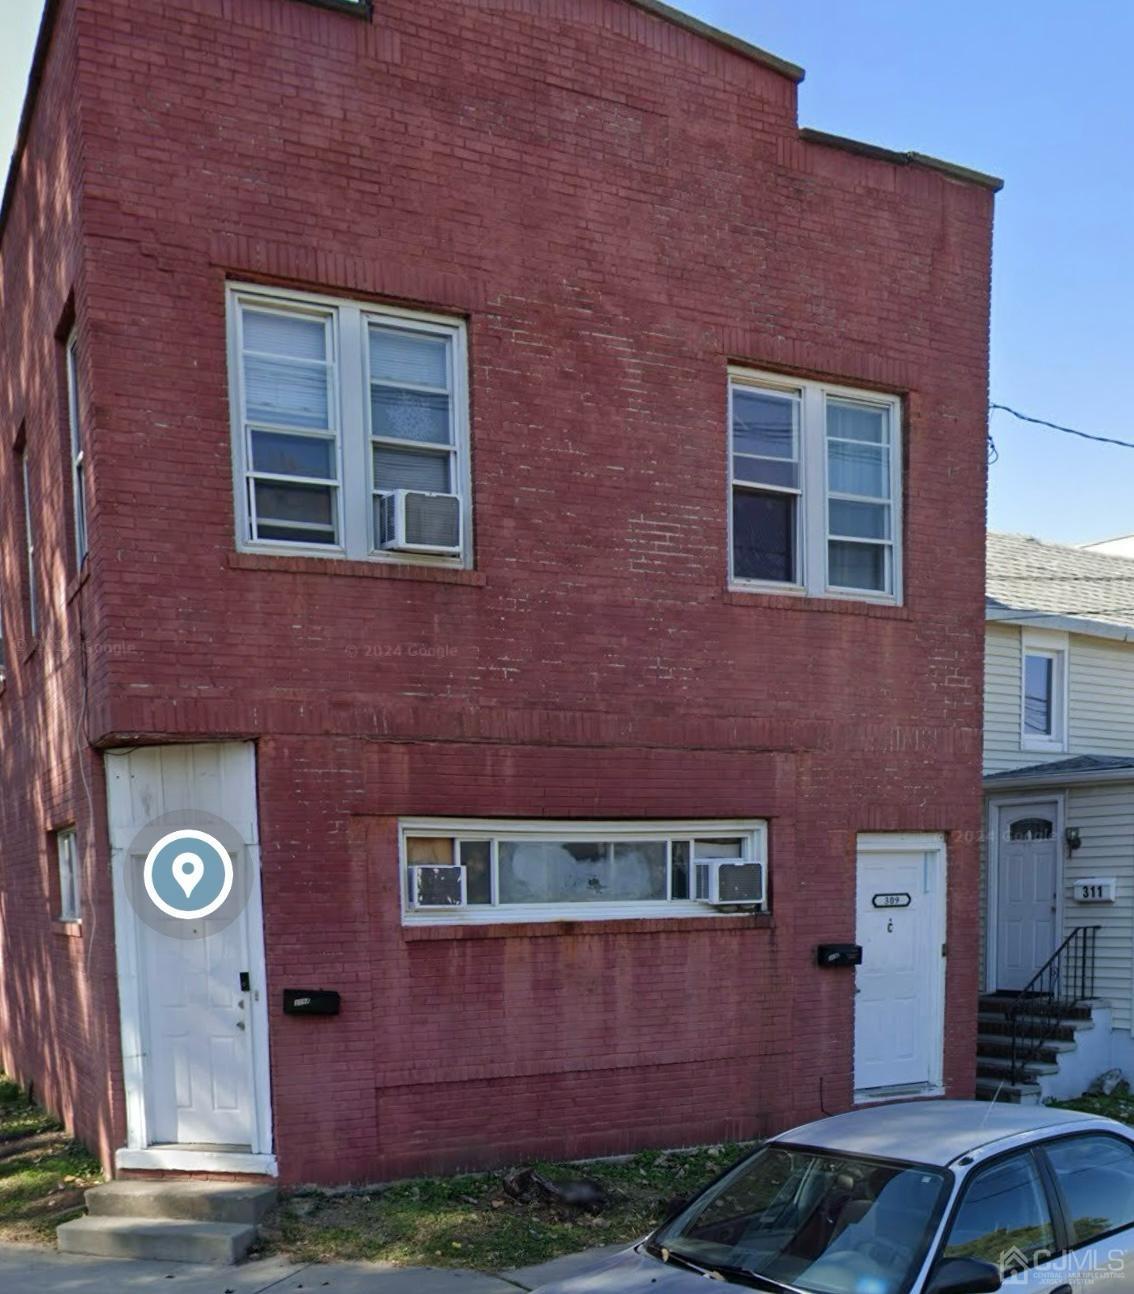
[106,745,277,1176]
[985,794,1064,994]
[854,833,948,1102]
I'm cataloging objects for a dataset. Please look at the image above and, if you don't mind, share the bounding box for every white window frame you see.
[226,284,472,568]
[1020,629,1069,752]
[66,330,89,566]
[727,368,903,603]
[56,826,81,922]
[400,818,768,925]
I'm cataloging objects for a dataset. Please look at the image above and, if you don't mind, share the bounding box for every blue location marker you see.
[143,829,234,920]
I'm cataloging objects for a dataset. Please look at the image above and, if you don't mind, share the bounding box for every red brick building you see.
[0,0,999,1186]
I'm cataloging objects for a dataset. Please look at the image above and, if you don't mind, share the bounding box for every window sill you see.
[228,552,486,587]
[403,913,775,941]
[1021,739,1068,755]
[53,920,83,938]
[724,589,911,619]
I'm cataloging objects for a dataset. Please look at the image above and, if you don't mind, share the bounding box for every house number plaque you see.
[872,893,912,909]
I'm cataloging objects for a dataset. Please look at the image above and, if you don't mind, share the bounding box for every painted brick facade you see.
[0,0,996,1183]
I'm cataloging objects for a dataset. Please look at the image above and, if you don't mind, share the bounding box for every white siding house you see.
[982,533,1134,1098]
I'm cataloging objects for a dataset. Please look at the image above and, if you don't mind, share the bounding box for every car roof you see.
[775,1100,1115,1167]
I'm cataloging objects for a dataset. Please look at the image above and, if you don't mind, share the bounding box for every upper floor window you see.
[1021,630,1067,751]
[401,819,768,925]
[227,286,470,566]
[66,330,90,566]
[729,371,902,601]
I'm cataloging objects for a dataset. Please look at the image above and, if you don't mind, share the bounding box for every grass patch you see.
[264,1143,752,1272]
[0,1075,103,1243]
[1050,1087,1134,1125]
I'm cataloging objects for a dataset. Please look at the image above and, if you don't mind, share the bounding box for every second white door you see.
[854,837,946,1096]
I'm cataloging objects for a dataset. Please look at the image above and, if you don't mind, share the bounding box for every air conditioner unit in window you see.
[695,860,765,907]
[409,865,467,909]
[378,490,461,555]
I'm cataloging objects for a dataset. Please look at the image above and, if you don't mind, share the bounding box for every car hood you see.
[532,1246,720,1292]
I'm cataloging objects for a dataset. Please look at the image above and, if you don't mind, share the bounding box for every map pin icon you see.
[172,851,206,899]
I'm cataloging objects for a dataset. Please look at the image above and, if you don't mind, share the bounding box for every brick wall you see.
[0,0,127,1171]
[0,0,993,1180]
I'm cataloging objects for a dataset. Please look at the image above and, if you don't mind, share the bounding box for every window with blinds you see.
[228,286,470,565]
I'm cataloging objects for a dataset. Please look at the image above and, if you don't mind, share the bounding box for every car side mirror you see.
[926,1258,1002,1294]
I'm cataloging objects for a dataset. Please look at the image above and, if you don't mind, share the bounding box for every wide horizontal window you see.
[729,370,902,601]
[227,285,470,566]
[400,820,768,924]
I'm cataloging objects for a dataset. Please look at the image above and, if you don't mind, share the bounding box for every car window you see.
[943,1152,1056,1274]
[1044,1135,1134,1245]
[655,1144,948,1294]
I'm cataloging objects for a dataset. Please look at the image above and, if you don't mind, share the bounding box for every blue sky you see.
[3,1,1132,545]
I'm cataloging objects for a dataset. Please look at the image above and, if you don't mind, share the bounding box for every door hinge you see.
[941,943,948,958]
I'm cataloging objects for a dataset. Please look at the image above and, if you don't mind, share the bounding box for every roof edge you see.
[985,765,1134,791]
[626,0,805,81]
[0,0,61,250]
[800,126,1004,192]
[987,609,1134,644]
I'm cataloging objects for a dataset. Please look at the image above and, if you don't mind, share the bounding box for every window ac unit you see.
[378,490,461,555]
[695,860,765,907]
[409,864,467,909]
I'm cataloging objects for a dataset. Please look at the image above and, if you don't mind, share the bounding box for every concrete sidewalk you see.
[0,1242,623,1293]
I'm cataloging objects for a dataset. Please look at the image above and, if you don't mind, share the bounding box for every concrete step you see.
[976,1035,1075,1063]
[85,1180,276,1224]
[56,1215,256,1264]
[977,1015,1088,1043]
[977,1055,1060,1080]
[975,1076,1042,1105]
[977,1011,1095,1037]
[978,995,1099,1022]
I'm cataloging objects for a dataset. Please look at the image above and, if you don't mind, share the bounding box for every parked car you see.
[532,1101,1134,1293]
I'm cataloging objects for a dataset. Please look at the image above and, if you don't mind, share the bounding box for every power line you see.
[990,404,1134,452]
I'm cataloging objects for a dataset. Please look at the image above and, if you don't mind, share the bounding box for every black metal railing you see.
[1008,925,1101,1085]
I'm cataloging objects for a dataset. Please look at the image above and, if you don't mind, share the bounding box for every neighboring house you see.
[981,532,1134,1099]
[1082,534,1134,559]
[0,0,999,1189]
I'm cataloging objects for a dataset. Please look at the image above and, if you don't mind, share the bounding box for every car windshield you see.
[653,1143,950,1294]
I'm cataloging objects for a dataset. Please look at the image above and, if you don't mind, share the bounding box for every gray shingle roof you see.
[985,754,1134,782]
[987,532,1134,632]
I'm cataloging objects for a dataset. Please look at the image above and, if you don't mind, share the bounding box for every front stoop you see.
[975,993,1106,1105]
[56,1181,276,1264]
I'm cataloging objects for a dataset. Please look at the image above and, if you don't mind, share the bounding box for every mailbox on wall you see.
[283,989,341,1016]
[816,944,863,969]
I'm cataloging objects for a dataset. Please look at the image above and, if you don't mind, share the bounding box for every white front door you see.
[854,836,947,1096]
[140,904,254,1145]
[108,743,274,1171]
[994,803,1059,992]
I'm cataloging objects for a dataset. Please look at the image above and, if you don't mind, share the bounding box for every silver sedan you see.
[532,1101,1134,1294]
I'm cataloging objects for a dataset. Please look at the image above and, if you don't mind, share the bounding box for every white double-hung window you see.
[729,370,902,600]
[227,285,470,565]
[401,819,768,924]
